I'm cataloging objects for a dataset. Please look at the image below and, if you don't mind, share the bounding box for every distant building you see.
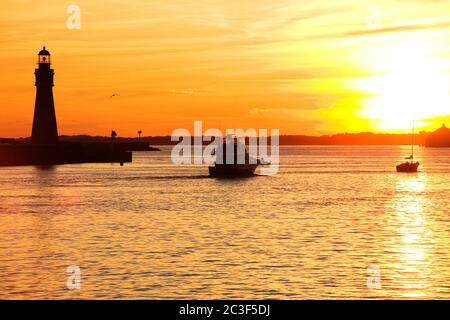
[425,124,450,147]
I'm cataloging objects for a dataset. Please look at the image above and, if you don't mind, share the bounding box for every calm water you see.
[1,145,450,299]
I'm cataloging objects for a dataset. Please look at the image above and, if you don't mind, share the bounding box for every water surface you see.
[1,146,449,299]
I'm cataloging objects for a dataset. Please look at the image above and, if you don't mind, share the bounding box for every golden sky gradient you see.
[1,0,450,137]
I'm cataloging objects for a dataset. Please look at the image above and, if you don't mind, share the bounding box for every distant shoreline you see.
[56,132,431,146]
[1,132,430,146]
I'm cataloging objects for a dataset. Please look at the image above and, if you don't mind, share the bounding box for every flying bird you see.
[110,94,118,98]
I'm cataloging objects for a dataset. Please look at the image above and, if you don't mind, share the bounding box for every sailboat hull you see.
[396,162,419,172]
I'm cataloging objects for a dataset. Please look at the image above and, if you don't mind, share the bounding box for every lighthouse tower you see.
[31,47,59,145]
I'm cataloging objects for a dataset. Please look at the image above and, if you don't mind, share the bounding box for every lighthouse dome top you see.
[38,46,50,56]
[38,46,51,64]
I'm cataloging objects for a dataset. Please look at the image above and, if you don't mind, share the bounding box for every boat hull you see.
[209,164,258,178]
[396,162,419,172]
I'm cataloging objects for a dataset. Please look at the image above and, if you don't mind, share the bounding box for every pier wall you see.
[0,142,132,166]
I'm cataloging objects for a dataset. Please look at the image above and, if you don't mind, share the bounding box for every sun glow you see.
[358,40,450,131]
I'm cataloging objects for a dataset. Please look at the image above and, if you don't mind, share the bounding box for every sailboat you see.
[396,121,419,172]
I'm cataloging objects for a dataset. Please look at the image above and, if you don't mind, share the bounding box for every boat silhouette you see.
[209,135,262,177]
[397,121,419,173]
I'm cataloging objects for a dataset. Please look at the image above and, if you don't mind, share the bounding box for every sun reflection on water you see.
[391,174,433,298]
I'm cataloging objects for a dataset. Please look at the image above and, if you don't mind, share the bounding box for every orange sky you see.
[1,0,450,137]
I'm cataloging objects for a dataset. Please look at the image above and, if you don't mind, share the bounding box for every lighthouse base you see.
[0,142,132,167]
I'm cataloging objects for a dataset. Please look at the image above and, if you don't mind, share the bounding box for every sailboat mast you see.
[411,120,415,160]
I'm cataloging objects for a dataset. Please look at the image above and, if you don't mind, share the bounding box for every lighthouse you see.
[0,46,133,166]
[31,47,59,145]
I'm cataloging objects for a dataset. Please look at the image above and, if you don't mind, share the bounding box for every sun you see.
[357,40,450,131]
